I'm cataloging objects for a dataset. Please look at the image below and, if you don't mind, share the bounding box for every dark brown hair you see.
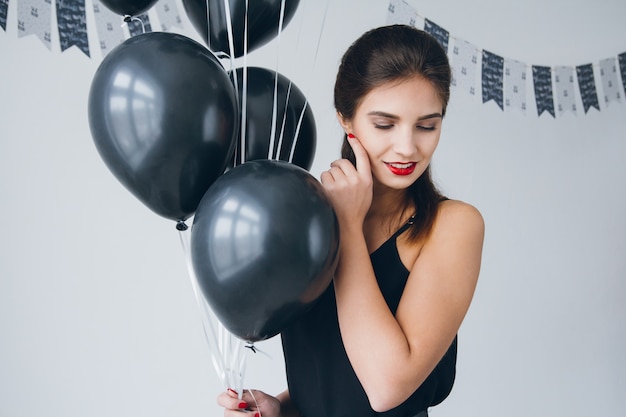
[334,24,451,241]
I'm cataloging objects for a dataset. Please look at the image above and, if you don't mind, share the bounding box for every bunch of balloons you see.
[88,0,338,392]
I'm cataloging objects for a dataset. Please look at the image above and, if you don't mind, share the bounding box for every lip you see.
[385,162,417,176]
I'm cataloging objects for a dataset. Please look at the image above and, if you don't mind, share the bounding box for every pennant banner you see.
[56,0,89,56]
[92,0,125,57]
[1,0,8,31]
[599,58,622,106]
[384,0,626,119]
[155,0,183,32]
[482,50,504,110]
[386,0,423,29]
[504,58,527,114]
[532,66,555,118]
[576,63,599,113]
[451,38,479,97]
[18,0,52,49]
[424,18,449,53]
[127,12,152,37]
[618,52,626,99]
[554,66,577,116]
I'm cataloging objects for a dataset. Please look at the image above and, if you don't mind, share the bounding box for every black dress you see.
[281,217,457,417]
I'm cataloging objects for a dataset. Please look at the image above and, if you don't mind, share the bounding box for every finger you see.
[347,134,371,175]
[217,390,249,410]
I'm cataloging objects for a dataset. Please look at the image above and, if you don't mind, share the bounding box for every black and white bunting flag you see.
[424,19,449,53]
[18,0,52,49]
[554,66,577,116]
[532,66,555,118]
[599,58,621,105]
[576,63,599,113]
[155,0,183,32]
[127,13,152,37]
[481,50,504,110]
[386,0,424,28]
[56,0,89,56]
[451,38,479,97]
[0,0,8,31]
[92,0,124,57]
[618,52,626,97]
[504,58,527,114]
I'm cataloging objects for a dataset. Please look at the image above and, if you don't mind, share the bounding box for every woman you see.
[218,24,484,417]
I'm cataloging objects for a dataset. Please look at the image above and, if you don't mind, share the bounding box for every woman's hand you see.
[320,135,373,230]
[217,388,281,417]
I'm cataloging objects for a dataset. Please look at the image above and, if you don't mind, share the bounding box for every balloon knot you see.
[123,15,132,23]
[245,344,257,353]
[176,221,188,231]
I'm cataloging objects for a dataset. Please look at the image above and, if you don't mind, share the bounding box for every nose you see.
[392,126,416,158]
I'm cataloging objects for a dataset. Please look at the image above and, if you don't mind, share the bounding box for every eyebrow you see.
[366,111,443,121]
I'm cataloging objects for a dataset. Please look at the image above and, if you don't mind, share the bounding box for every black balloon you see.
[99,0,158,16]
[88,32,239,222]
[182,0,301,58]
[230,66,316,170]
[191,160,339,342]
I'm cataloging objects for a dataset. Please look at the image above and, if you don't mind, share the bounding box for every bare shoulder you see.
[434,199,485,237]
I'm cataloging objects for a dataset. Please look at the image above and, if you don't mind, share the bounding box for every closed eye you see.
[375,124,394,130]
[417,125,436,131]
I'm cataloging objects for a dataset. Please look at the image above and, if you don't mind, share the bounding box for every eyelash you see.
[374,124,436,131]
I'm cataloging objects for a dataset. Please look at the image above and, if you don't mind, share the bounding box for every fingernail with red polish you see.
[227,388,238,395]
[254,413,260,417]
[238,402,248,409]
[347,133,355,139]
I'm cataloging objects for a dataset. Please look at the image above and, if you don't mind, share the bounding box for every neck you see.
[367,181,411,225]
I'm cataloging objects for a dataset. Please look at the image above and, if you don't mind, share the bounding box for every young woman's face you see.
[341,76,444,190]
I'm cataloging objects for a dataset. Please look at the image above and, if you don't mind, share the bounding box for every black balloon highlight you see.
[230,66,316,170]
[88,32,239,222]
[99,0,158,17]
[182,0,300,58]
[191,160,339,342]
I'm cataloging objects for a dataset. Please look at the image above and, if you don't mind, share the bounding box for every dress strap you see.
[390,214,416,240]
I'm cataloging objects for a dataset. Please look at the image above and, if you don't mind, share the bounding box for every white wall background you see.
[2,0,625,416]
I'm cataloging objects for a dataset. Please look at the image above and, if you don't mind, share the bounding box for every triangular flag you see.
[532,66,555,118]
[618,52,626,98]
[0,0,8,31]
[92,0,125,58]
[504,58,527,114]
[18,0,52,49]
[56,0,90,57]
[424,19,449,53]
[155,0,183,32]
[576,63,599,113]
[127,12,152,37]
[481,50,504,110]
[386,0,424,29]
[598,57,621,105]
[450,38,479,97]
[554,66,577,116]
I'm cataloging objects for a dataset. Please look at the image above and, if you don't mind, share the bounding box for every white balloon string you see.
[240,0,249,166]
[178,227,249,394]
[289,99,309,163]
[275,81,292,161]
[267,0,287,160]
[204,0,211,49]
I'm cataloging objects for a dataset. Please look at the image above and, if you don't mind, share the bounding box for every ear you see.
[336,111,352,134]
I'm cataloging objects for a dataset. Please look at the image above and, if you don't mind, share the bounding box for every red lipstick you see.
[386,162,416,176]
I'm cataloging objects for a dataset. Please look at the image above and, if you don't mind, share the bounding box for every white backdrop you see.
[1,0,625,416]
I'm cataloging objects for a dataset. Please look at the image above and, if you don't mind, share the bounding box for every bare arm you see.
[321,137,484,412]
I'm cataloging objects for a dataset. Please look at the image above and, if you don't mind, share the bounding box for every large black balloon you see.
[230,66,316,170]
[99,0,158,16]
[191,160,339,342]
[182,0,301,58]
[88,32,239,222]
